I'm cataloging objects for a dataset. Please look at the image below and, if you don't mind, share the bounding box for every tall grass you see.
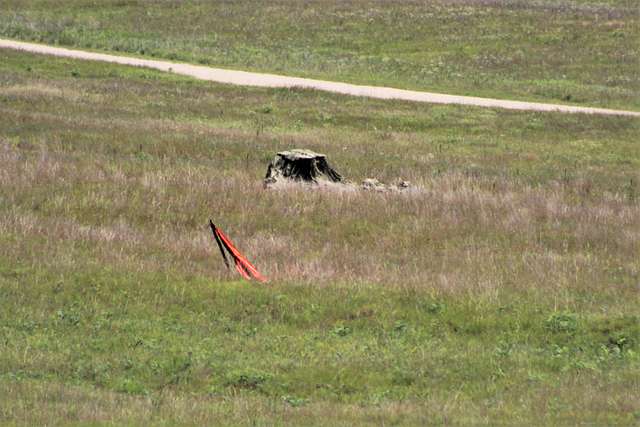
[0,50,639,424]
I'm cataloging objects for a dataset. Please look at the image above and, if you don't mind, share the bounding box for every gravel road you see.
[2,39,638,117]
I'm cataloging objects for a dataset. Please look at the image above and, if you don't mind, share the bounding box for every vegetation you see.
[1,0,639,110]
[1,46,639,425]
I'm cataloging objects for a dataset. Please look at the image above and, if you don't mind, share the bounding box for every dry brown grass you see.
[2,139,638,300]
[3,374,638,426]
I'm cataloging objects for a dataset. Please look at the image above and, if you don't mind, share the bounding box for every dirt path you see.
[2,39,639,117]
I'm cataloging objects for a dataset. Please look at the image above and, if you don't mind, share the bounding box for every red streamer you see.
[210,220,267,283]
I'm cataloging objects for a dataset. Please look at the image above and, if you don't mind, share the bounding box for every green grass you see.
[1,49,639,424]
[1,0,639,110]
[2,264,639,424]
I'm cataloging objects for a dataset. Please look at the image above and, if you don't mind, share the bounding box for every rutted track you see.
[2,39,639,117]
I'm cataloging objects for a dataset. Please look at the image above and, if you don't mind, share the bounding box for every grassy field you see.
[1,48,640,425]
[1,0,639,111]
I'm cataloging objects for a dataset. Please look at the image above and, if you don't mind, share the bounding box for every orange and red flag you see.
[209,220,267,283]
